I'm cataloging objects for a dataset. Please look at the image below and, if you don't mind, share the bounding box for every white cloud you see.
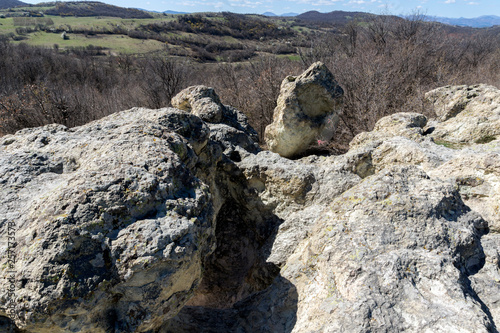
[347,0,381,6]
[444,0,455,3]
[229,0,263,8]
[291,0,343,4]
[180,0,225,8]
[311,0,342,5]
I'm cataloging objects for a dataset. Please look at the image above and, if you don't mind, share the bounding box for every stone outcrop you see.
[171,85,259,158]
[349,112,428,150]
[286,165,490,332]
[171,85,224,123]
[0,109,222,332]
[0,105,260,332]
[1,83,500,332]
[264,62,344,158]
[425,84,500,144]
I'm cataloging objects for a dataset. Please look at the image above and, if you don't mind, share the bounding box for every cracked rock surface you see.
[1,84,499,332]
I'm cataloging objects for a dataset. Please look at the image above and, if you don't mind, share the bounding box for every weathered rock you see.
[264,62,343,158]
[172,86,259,158]
[426,84,500,144]
[345,112,456,176]
[0,108,222,332]
[349,112,428,150]
[369,136,456,173]
[429,150,500,233]
[2,82,500,333]
[469,234,500,327]
[282,165,492,332]
[348,108,500,232]
[426,84,493,121]
[171,85,224,123]
[238,151,362,266]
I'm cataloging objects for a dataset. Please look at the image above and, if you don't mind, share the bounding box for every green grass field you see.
[19,31,166,54]
[1,15,176,54]
[0,11,302,57]
[0,17,16,33]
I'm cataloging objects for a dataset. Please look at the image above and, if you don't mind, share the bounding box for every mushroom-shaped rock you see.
[172,85,224,123]
[264,62,344,158]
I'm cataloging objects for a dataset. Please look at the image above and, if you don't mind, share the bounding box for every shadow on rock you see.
[161,276,298,333]
[160,154,298,332]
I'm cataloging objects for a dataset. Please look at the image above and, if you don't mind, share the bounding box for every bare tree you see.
[138,56,185,109]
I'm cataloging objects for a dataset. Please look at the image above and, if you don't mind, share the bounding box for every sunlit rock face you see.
[1,83,499,333]
[265,61,343,158]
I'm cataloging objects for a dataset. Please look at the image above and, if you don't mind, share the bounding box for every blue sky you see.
[22,0,500,18]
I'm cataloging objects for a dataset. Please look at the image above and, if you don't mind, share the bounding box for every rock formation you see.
[264,62,344,158]
[0,83,499,332]
[425,84,500,144]
[171,85,224,123]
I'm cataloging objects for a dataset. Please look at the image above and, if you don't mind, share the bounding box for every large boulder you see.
[172,85,259,157]
[171,85,224,123]
[0,108,222,332]
[238,151,362,266]
[264,62,344,158]
[282,165,492,332]
[426,84,500,144]
[349,112,428,150]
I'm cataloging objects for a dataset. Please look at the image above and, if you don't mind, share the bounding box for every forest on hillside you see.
[1,13,500,153]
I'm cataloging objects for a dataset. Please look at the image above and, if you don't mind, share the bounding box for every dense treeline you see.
[141,13,295,40]
[44,2,153,19]
[1,15,500,153]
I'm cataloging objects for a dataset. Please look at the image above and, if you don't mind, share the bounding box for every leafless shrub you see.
[137,56,186,109]
[297,14,500,153]
[1,14,500,155]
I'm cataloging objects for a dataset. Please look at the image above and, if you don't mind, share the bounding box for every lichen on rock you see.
[0,108,223,332]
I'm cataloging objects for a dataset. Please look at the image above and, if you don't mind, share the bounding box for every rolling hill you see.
[0,0,27,9]
[296,10,377,24]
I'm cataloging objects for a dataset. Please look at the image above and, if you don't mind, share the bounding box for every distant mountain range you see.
[262,12,299,17]
[295,10,500,28]
[0,0,27,9]
[426,15,500,28]
[1,0,499,28]
[164,10,189,15]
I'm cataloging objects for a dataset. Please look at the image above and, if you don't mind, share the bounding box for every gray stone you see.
[282,165,492,332]
[2,82,500,333]
[0,108,222,332]
[264,62,344,158]
[171,85,224,123]
[349,112,428,150]
[426,84,500,144]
